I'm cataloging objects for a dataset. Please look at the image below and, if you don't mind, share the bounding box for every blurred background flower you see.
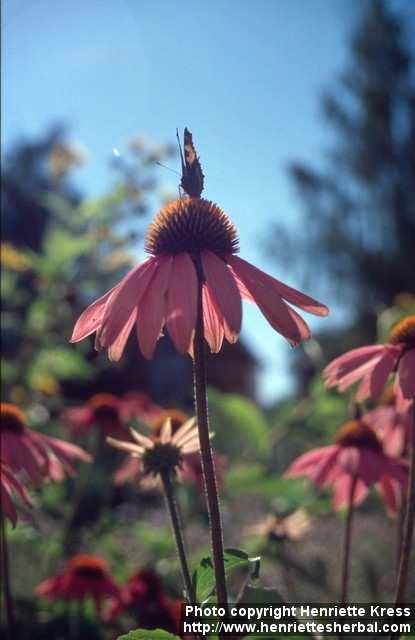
[2,0,415,636]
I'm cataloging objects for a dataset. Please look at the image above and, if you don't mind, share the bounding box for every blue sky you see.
[4,0,409,403]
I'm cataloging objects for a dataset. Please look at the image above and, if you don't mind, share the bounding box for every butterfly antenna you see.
[155,161,180,176]
[176,128,185,171]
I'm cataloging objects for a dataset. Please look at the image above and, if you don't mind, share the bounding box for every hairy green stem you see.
[160,470,194,602]
[193,277,228,606]
[340,475,358,604]
[390,399,415,640]
[1,514,14,640]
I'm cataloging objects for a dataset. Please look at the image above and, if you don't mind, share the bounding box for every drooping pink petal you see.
[47,455,66,481]
[364,406,407,457]
[1,484,18,527]
[108,308,137,362]
[62,407,93,435]
[228,255,310,345]
[136,256,173,359]
[202,251,242,339]
[70,287,118,342]
[311,448,340,486]
[355,372,372,402]
[398,348,415,399]
[285,446,337,479]
[332,358,383,393]
[368,348,400,399]
[237,257,328,316]
[337,447,361,477]
[228,266,255,302]
[166,253,198,353]
[32,433,92,465]
[1,464,32,526]
[228,255,328,316]
[113,457,141,485]
[377,476,402,516]
[383,458,408,487]
[1,433,46,482]
[324,345,387,381]
[332,474,368,510]
[1,465,32,506]
[395,381,412,416]
[202,283,225,353]
[98,258,158,349]
[353,449,384,484]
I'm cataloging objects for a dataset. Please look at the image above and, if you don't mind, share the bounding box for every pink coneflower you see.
[364,386,413,458]
[62,392,160,440]
[36,555,122,616]
[285,418,407,514]
[1,462,32,527]
[286,418,408,603]
[104,569,182,635]
[1,403,91,484]
[107,414,200,480]
[113,409,225,490]
[108,415,200,601]
[71,197,328,359]
[323,315,415,403]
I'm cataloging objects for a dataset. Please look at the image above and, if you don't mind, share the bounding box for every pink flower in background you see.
[180,451,227,491]
[108,415,200,483]
[323,315,415,402]
[112,408,226,489]
[285,419,407,514]
[364,387,413,457]
[1,403,91,484]
[1,462,32,527]
[36,555,122,616]
[71,197,328,360]
[104,570,182,634]
[62,392,160,439]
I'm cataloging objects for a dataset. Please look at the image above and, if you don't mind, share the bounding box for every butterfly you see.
[177,128,204,198]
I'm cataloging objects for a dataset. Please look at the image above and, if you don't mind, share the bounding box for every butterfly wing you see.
[180,128,204,198]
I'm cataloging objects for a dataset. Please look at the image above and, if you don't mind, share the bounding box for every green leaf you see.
[238,584,285,605]
[208,389,270,460]
[193,548,260,603]
[117,631,180,640]
[226,464,315,510]
[27,346,91,384]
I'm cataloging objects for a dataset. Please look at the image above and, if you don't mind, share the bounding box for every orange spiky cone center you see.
[69,555,109,578]
[335,419,382,452]
[88,393,120,423]
[145,197,239,257]
[1,402,27,434]
[388,315,415,347]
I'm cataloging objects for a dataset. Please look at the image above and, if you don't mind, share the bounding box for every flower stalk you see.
[340,475,358,603]
[193,273,228,606]
[1,513,14,640]
[393,399,415,605]
[160,469,194,602]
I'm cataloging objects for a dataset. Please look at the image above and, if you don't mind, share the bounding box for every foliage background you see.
[2,1,415,638]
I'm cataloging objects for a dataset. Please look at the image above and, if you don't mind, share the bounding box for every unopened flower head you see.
[107,416,200,478]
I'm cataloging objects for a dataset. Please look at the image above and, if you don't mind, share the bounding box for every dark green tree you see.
[271,0,415,322]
